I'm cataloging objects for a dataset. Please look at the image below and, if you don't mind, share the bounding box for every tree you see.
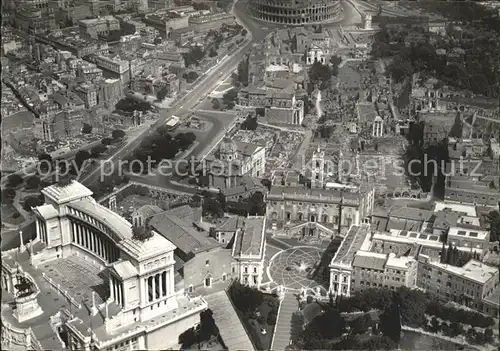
[430,316,441,333]
[351,313,372,334]
[2,188,16,203]
[226,101,235,110]
[308,61,333,90]
[183,46,205,67]
[198,309,219,341]
[209,48,217,57]
[183,71,199,83]
[91,144,108,157]
[190,194,202,207]
[449,322,464,337]
[82,123,92,134]
[484,328,494,343]
[203,196,224,218]
[102,137,113,145]
[212,98,221,110]
[178,327,197,349]
[23,196,43,211]
[380,299,401,344]
[397,287,427,328]
[25,175,41,190]
[75,150,91,170]
[241,28,247,36]
[56,175,73,187]
[248,191,266,216]
[132,226,153,241]
[222,89,238,105]
[228,280,263,313]
[175,132,197,150]
[112,129,126,140]
[267,311,277,325]
[330,55,342,76]
[486,210,500,243]
[7,174,23,188]
[236,56,249,86]
[38,153,53,172]
[156,87,169,101]
[240,114,258,130]
[449,113,463,138]
[261,179,271,191]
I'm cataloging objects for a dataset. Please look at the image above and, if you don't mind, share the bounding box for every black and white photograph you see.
[1,0,499,350]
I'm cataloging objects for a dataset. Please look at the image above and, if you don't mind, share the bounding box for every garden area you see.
[178,309,224,350]
[290,285,497,350]
[333,287,497,348]
[228,281,280,350]
[128,126,196,174]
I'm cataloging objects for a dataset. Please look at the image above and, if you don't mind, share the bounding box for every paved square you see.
[267,247,324,290]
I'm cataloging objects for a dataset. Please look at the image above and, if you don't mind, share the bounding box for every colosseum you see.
[249,0,341,25]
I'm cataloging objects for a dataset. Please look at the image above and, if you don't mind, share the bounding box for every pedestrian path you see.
[271,291,298,351]
[204,290,255,351]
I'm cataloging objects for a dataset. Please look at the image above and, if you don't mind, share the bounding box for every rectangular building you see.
[417,256,499,316]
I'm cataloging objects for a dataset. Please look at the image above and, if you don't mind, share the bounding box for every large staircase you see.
[271,291,298,351]
[204,290,255,351]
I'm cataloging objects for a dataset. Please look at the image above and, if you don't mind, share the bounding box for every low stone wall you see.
[1,322,36,350]
[40,272,82,310]
[401,325,468,346]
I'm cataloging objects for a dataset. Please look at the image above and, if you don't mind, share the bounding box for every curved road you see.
[83,0,362,191]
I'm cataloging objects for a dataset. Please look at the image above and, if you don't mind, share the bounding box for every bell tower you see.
[311,146,325,188]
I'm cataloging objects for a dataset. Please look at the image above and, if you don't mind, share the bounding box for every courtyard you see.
[267,246,324,290]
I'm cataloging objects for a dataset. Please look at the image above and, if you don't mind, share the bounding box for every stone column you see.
[152,275,156,301]
[19,231,25,252]
[35,220,41,242]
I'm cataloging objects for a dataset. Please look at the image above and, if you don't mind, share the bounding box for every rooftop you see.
[331,224,370,267]
[41,180,93,204]
[448,226,489,241]
[434,201,478,216]
[352,251,386,271]
[149,210,218,255]
[428,259,498,284]
[233,216,266,258]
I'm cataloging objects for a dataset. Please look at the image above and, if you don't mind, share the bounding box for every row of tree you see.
[425,300,495,329]
[427,315,494,345]
[297,293,401,350]
[440,243,476,267]
[198,191,266,218]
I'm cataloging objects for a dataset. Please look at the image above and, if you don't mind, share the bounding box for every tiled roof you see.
[164,204,195,220]
[235,141,262,156]
[331,225,370,266]
[216,216,241,232]
[352,251,387,271]
[133,204,163,219]
[389,207,433,222]
[149,213,218,255]
[233,216,266,258]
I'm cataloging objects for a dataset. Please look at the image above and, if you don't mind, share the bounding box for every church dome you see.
[219,138,237,154]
